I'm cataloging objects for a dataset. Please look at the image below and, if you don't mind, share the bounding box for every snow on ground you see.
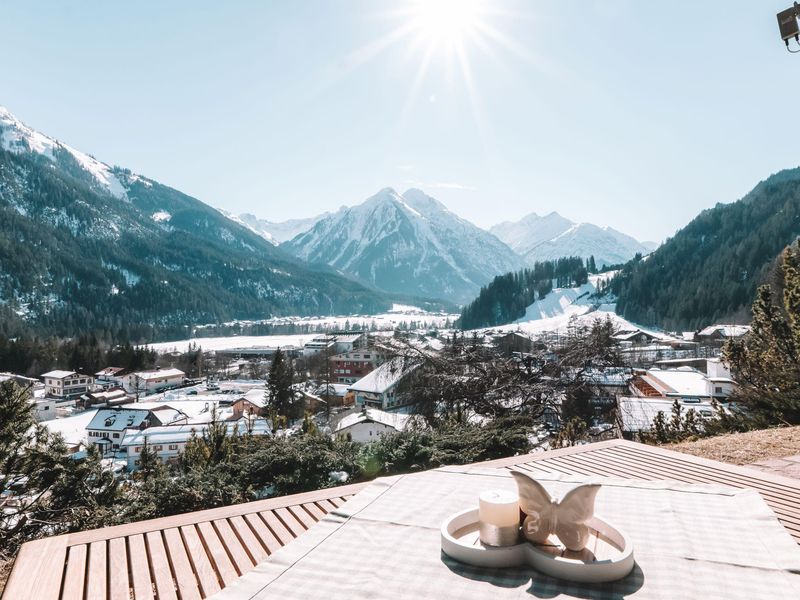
[151,211,171,222]
[195,309,458,334]
[43,409,97,446]
[475,270,666,339]
[149,334,317,354]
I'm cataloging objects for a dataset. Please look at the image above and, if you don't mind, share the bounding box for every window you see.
[135,446,141,452]
[155,445,163,451]
[714,387,723,394]
[113,433,120,439]
[169,444,178,450]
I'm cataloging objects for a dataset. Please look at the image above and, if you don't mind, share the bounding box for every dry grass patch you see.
[669,426,800,465]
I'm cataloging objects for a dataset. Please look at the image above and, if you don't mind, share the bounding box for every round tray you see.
[441,508,634,583]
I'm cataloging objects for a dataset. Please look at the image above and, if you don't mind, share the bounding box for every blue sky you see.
[1,1,798,241]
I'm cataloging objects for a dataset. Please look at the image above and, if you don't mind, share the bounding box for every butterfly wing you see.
[511,471,555,544]
[554,484,600,551]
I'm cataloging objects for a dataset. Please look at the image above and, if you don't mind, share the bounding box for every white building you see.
[121,419,270,470]
[41,370,95,401]
[333,407,411,443]
[617,396,719,438]
[302,338,337,358]
[126,368,185,395]
[86,405,191,454]
[348,358,419,411]
[628,367,735,401]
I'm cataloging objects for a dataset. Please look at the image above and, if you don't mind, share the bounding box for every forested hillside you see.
[458,257,589,329]
[611,168,800,330]
[0,148,390,342]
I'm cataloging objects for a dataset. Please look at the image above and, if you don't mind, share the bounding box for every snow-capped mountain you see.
[0,106,129,199]
[490,212,655,268]
[235,213,327,245]
[0,106,390,336]
[283,188,524,304]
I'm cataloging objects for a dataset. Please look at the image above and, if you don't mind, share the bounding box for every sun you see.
[410,0,484,48]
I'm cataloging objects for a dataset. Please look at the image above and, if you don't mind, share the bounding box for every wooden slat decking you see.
[4,440,800,599]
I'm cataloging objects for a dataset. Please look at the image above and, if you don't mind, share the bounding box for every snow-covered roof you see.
[641,368,710,397]
[697,324,750,338]
[132,368,185,381]
[348,358,418,394]
[334,408,411,434]
[121,400,234,424]
[41,370,77,379]
[315,383,350,397]
[618,397,717,432]
[332,333,365,343]
[96,367,126,377]
[87,408,152,431]
[121,419,271,447]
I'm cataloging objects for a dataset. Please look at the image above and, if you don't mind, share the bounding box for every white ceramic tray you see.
[441,508,635,583]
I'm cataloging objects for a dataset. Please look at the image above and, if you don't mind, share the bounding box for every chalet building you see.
[694,324,751,345]
[80,388,130,408]
[95,366,127,389]
[121,419,270,470]
[125,368,185,395]
[86,406,188,453]
[493,331,534,356]
[41,370,95,401]
[612,329,662,344]
[333,407,411,443]
[329,350,383,384]
[628,366,735,401]
[348,358,419,411]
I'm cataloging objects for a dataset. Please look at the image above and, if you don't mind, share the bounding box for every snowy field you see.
[150,305,459,354]
[474,272,668,340]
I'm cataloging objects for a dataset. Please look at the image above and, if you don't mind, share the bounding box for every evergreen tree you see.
[266,348,297,422]
[724,242,800,424]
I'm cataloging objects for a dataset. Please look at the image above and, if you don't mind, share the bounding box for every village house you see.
[41,370,95,401]
[86,406,189,453]
[333,406,412,443]
[94,366,128,389]
[694,324,751,345]
[628,366,735,401]
[80,388,130,408]
[303,331,367,357]
[329,350,383,384]
[492,331,534,356]
[348,357,419,411]
[125,367,185,395]
[121,419,271,470]
[617,396,719,439]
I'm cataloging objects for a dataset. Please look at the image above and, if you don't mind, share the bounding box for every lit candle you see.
[478,489,520,546]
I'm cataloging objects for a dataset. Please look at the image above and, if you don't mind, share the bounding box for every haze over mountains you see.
[490,212,656,268]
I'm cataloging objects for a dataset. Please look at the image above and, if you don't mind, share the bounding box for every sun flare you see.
[410,0,484,48]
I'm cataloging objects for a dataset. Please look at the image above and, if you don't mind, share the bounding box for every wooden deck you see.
[4,440,800,599]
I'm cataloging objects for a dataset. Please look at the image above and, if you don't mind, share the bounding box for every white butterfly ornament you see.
[511,471,601,552]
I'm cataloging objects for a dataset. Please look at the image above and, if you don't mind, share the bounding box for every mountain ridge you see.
[490,211,655,268]
[0,106,391,340]
[282,187,525,304]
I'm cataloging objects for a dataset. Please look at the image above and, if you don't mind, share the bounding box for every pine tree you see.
[724,242,800,424]
[267,348,297,423]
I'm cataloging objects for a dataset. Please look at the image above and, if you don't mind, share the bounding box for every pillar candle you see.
[478,489,520,528]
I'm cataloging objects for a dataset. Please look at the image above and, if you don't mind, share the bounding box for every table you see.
[214,466,800,599]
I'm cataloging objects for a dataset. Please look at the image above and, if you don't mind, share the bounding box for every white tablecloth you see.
[213,466,800,599]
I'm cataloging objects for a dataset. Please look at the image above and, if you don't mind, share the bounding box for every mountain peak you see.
[283,188,523,303]
[0,106,127,199]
